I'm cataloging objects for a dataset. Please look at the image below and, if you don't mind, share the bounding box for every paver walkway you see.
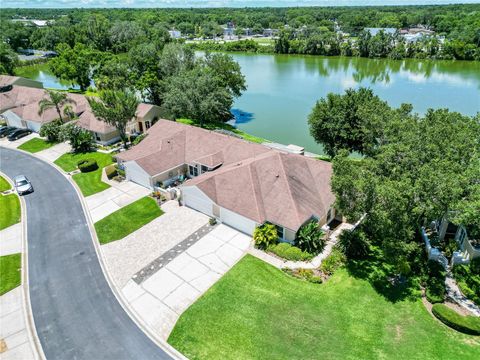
[0,223,22,256]
[101,201,209,288]
[445,272,480,316]
[0,287,37,360]
[121,224,251,340]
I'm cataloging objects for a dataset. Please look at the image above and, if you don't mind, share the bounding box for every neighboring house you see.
[117,120,339,239]
[0,81,160,144]
[0,75,43,90]
[364,27,397,36]
[133,103,161,133]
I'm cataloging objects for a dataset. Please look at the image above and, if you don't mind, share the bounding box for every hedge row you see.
[268,242,313,262]
[432,304,480,335]
[77,159,98,173]
[105,164,118,179]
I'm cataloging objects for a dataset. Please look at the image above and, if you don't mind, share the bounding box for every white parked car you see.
[14,175,33,195]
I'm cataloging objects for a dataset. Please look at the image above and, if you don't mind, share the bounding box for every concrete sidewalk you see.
[121,224,251,340]
[0,223,22,256]
[36,142,71,163]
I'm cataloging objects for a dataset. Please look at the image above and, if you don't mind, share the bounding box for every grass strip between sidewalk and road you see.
[17,138,57,153]
[168,255,479,360]
[54,151,113,197]
[0,194,21,230]
[0,253,21,295]
[94,196,164,245]
[0,175,11,192]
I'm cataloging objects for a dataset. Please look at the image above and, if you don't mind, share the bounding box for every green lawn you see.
[177,118,268,144]
[54,151,113,196]
[94,197,163,244]
[0,175,11,192]
[17,138,57,153]
[0,194,21,230]
[0,253,21,295]
[168,255,479,360]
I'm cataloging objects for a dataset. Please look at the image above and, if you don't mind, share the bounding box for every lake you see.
[16,55,480,154]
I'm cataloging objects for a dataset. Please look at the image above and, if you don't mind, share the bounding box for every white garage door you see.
[183,192,213,217]
[220,207,256,235]
[26,121,41,133]
[124,161,151,189]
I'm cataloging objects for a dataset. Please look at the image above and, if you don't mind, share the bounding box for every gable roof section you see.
[117,119,271,175]
[185,151,334,232]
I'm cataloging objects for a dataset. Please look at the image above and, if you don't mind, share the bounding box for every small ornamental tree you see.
[253,223,278,250]
[295,220,325,255]
[60,123,94,153]
[40,121,63,142]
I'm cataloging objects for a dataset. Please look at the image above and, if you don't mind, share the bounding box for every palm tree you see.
[38,90,76,123]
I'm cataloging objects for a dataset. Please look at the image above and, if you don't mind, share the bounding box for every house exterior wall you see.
[3,110,25,128]
[137,106,162,133]
[25,120,42,132]
[181,185,214,217]
[94,130,120,145]
[123,160,152,188]
[219,206,257,235]
[284,228,296,242]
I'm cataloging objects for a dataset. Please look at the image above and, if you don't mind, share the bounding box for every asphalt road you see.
[0,147,174,360]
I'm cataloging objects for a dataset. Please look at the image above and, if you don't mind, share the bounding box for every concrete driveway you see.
[0,147,176,360]
[0,133,38,149]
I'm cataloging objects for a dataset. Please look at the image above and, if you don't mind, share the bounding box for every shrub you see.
[425,260,446,304]
[283,268,322,284]
[453,261,480,306]
[294,220,325,255]
[132,133,147,145]
[209,218,217,226]
[268,243,313,262]
[338,229,370,259]
[432,304,480,335]
[253,223,278,250]
[320,246,346,276]
[77,158,99,173]
[105,164,118,179]
[61,123,94,153]
[40,120,62,142]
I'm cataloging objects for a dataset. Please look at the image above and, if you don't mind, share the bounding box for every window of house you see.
[201,165,208,173]
[95,133,101,141]
[189,165,198,177]
[275,225,284,239]
[145,121,151,129]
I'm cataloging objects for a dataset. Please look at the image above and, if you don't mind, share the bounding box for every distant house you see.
[0,78,161,144]
[116,120,340,239]
[263,28,278,37]
[364,28,397,36]
[168,30,182,39]
[223,21,235,37]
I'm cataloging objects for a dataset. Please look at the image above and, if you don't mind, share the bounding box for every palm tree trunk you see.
[56,105,63,123]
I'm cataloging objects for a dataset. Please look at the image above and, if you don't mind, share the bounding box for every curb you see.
[1,146,186,359]
[0,170,46,360]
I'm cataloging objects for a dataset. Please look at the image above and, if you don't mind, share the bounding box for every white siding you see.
[182,186,214,217]
[219,207,257,235]
[3,110,24,128]
[124,161,152,189]
[26,121,41,132]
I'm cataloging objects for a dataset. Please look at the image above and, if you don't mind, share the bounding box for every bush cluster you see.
[432,304,480,335]
[294,220,325,255]
[320,246,346,276]
[40,120,63,142]
[268,242,313,262]
[283,268,322,284]
[425,260,446,304]
[77,158,98,173]
[105,164,118,179]
[453,258,480,306]
[253,223,278,250]
[338,228,370,259]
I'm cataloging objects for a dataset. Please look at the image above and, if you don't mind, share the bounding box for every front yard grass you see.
[168,255,479,360]
[95,197,163,244]
[17,138,57,153]
[54,151,113,196]
[0,253,21,295]
[0,175,11,192]
[0,194,21,230]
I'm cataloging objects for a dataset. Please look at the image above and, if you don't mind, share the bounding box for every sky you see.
[2,0,480,9]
